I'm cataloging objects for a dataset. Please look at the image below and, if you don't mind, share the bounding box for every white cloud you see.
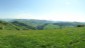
[12,12,85,22]
[12,13,33,19]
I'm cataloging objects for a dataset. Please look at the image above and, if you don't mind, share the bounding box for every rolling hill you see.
[0,19,85,30]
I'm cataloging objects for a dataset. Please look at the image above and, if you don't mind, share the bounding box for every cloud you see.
[32,12,85,22]
[8,12,85,22]
[12,13,34,19]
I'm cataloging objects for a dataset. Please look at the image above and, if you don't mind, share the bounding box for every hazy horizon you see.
[0,0,85,22]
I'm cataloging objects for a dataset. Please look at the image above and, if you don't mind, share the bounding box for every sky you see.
[0,0,85,22]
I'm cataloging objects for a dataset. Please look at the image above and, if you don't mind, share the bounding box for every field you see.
[0,27,85,48]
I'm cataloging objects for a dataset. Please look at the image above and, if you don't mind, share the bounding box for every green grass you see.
[44,24,60,29]
[0,27,85,48]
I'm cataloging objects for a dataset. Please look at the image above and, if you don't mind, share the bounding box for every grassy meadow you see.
[0,27,85,48]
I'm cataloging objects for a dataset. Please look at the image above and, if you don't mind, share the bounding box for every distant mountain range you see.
[0,19,85,30]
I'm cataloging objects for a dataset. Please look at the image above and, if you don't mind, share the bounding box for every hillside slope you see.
[0,19,85,30]
[0,27,84,48]
[0,20,36,30]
